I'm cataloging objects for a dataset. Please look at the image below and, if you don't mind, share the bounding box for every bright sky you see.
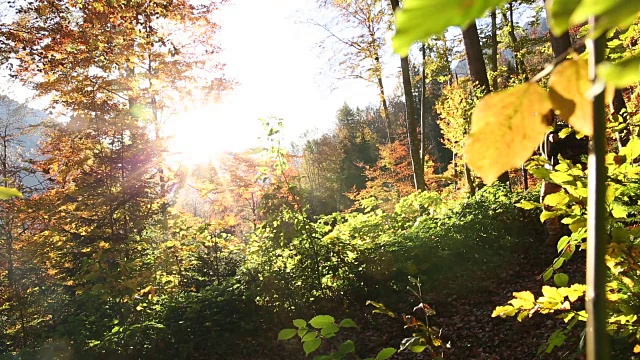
[1,0,394,161]
[204,0,384,151]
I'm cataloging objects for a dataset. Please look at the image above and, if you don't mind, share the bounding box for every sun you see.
[164,102,234,166]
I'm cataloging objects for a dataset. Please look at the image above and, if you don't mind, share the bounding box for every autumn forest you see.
[0,0,640,359]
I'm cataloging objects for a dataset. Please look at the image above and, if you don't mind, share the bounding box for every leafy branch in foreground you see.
[278,315,395,360]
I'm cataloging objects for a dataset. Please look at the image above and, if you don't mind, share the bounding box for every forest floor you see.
[356,238,589,360]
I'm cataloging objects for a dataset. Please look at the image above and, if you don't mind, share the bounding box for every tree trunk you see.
[462,21,492,94]
[390,0,425,191]
[462,20,510,186]
[612,89,630,147]
[490,9,499,91]
[545,0,573,60]
[374,61,393,143]
[502,2,528,79]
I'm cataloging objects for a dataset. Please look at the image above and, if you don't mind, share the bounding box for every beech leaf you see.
[464,83,552,184]
[393,0,506,56]
[303,338,321,356]
[549,59,593,136]
[0,187,23,200]
[598,56,640,88]
[546,0,581,36]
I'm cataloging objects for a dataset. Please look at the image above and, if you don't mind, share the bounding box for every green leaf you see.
[464,83,552,184]
[554,273,570,287]
[557,236,570,252]
[549,59,593,136]
[375,347,397,360]
[301,331,318,342]
[293,319,307,328]
[590,1,640,39]
[320,323,339,338]
[553,258,565,269]
[546,0,581,36]
[543,267,554,281]
[278,328,297,341]
[309,315,335,329]
[339,318,358,328]
[338,340,356,354]
[303,338,322,356]
[393,0,506,56]
[0,187,23,200]
[571,0,629,30]
[298,327,309,338]
[598,56,640,88]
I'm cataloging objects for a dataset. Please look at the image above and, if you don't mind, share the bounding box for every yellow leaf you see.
[634,344,640,353]
[492,305,518,318]
[549,59,593,136]
[465,83,552,184]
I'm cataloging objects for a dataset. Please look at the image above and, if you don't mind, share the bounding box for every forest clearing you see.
[0,0,640,359]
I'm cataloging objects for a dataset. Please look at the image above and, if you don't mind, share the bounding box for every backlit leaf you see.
[309,315,335,329]
[320,323,339,337]
[303,338,321,356]
[375,348,397,360]
[571,0,628,29]
[549,59,593,136]
[590,1,640,39]
[540,210,558,223]
[393,0,506,56]
[0,187,23,200]
[543,192,570,207]
[620,137,640,161]
[546,0,581,36]
[492,305,517,317]
[301,331,318,342]
[293,319,307,328]
[517,200,541,209]
[598,56,640,88]
[464,83,552,184]
[558,283,586,302]
[278,328,297,340]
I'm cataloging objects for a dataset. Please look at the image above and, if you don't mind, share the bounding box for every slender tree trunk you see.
[611,89,630,147]
[390,0,425,191]
[464,163,476,196]
[586,16,610,360]
[420,43,429,168]
[502,2,528,79]
[490,9,499,91]
[462,20,510,186]
[374,63,393,143]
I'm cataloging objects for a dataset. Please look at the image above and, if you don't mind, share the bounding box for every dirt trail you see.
[386,240,586,360]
